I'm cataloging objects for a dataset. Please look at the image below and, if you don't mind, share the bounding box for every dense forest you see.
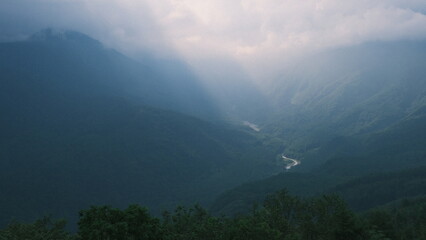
[1,190,425,240]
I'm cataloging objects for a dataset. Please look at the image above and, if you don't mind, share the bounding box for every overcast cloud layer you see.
[2,0,426,79]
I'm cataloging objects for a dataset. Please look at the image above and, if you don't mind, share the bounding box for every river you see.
[282,154,301,170]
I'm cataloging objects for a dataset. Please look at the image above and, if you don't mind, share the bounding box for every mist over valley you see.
[1,1,426,239]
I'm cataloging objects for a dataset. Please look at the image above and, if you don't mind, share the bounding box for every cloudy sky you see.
[2,0,426,80]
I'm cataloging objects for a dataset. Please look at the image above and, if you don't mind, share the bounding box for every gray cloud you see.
[1,0,426,79]
[0,0,171,57]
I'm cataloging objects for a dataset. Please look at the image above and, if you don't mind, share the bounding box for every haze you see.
[2,1,426,237]
[2,0,426,81]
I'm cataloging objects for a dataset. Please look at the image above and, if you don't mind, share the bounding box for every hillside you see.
[0,30,282,228]
[211,166,426,216]
[0,28,218,119]
[210,172,339,216]
[317,111,426,176]
[329,166,426,211]
[210,41,426,216]
[264,41,426,170]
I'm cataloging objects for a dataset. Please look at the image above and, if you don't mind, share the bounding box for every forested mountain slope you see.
[211,41,426,216]
[0,28,218,119]
[211,166,426,216]
[0,30,282,228]
[265,41,426,170]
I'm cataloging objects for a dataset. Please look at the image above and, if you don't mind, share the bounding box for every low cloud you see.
[145,0,426,77]
[2,0,426,79]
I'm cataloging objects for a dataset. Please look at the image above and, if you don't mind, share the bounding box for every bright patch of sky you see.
[1,0,426,80]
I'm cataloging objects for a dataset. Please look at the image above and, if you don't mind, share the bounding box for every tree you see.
[162,204,225,240]
[263,190,301,237]
[124,205,162,240]
[0,216,73,240]
[78,206,127,240]
[78,205,162,240]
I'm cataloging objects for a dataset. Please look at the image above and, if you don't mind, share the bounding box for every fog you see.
[2,0,426,82]
[2,2,426,231]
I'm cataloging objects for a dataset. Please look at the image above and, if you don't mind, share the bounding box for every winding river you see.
[241,121,300,170]
[282,154,301,170]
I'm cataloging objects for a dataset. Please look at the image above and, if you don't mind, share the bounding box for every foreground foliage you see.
[1,190,425,239]
[0,216,74,240]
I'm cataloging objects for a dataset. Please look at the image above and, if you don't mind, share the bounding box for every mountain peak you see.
[28,28,101,46]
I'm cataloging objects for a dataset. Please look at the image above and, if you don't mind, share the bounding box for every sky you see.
[2,0,426,81]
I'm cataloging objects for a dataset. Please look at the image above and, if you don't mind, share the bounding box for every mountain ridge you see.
[0,30,282,229]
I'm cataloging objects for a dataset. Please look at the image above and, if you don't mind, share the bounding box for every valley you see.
[2,1,426,238]
[0,30,283,228]
[1,29,425,239]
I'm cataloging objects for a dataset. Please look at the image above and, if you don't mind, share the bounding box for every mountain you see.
[261,41,426,171]
[211,166,426,216]
[210,172,339,216]
[2,28,425,232]
[0,28,218,119]
[210,40,426,215]
[329,166,426,211]
[316,109,426,176]
[0,29,282,228]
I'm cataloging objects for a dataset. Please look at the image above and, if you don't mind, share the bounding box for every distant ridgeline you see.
[2,28,218,119]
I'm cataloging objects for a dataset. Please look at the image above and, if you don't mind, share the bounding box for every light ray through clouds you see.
[1,0,426,80]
